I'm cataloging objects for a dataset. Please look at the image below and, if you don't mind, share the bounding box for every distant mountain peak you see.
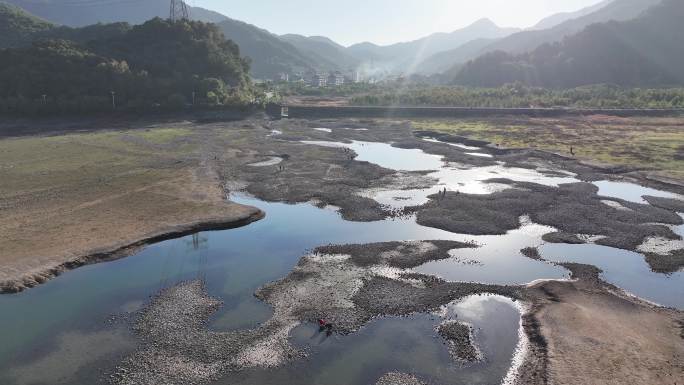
[469,18,498,28]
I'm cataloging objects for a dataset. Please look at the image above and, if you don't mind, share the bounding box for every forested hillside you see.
[1,0,328,79]
[452,0,683,87]
[0,2,53,48]
[350,84,684,109]
[280,34,360,73]
[2,0,228,26]
[0,18,255,114]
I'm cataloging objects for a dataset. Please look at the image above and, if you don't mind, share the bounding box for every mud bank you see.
[110,280,301,385]
[374,372,427,385]
[0,209,264,294]
[437,321,480,363]
[522,263,684,385]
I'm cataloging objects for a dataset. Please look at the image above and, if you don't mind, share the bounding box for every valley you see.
[1,0,683,384]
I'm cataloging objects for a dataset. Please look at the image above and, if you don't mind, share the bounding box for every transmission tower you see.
[170,0,189,21]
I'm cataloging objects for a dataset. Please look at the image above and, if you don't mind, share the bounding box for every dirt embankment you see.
[0,124,265,293]
[512,250,684,385]
[523,266,684,385]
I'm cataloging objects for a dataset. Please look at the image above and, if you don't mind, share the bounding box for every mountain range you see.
[413,0,662,75]
[0,0,672,85]
[345,18,520,75]
[453,0,683,87]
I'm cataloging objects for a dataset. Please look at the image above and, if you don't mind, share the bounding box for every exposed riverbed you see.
[1,120,682,385]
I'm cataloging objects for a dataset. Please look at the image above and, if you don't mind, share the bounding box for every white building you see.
[309,73,328,87]
[328,72,345,86]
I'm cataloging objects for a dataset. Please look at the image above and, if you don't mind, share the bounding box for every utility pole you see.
[169,0,189,21]
[110,91,116,110]
[192,91,196,106]
[41,94,47,105]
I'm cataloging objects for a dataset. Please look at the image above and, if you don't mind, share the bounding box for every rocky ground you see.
[437,321,480,363]
[374,372,427,385]
[109,281,302,385]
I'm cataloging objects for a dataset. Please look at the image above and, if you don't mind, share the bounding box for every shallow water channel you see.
[1,136,682,384]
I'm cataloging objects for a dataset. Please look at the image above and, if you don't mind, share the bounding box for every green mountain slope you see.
[414,38,497,75]
[428,0,663,80]
[347,18,519,74]
[482,0,661,55]
[2,0,327,79]
[216,19,314,79]
[452,0,684,87]
[531,0,613,30]
[280,34,360,73]
[0,18,253,114]
[0,2,54,48]
[2,0,227,26]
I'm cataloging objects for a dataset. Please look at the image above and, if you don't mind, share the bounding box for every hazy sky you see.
[192,0,605,46]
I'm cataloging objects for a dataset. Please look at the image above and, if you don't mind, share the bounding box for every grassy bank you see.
[412,115,684,181]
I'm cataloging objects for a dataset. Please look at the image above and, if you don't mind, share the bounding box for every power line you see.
[169,0,189,21]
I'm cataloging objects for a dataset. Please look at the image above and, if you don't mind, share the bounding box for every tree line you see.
[350,83,684,109]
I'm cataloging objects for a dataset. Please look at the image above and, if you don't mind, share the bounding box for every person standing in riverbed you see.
[318,319,334,335]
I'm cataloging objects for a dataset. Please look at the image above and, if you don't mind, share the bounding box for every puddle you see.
[302,140,444,171]
[422,137,481,151]
[675,214,684,238]
[415,219,567,285]
[540,243,684,308]
[248,156,283,167]
[3,327,135,385]
[361,162,578,210]
[593,180,683,203]
[217,295,522,385]
[466,152,494,158]
[311,128,332,133]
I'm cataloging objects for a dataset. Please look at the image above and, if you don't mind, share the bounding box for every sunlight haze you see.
[194,0,606,45]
